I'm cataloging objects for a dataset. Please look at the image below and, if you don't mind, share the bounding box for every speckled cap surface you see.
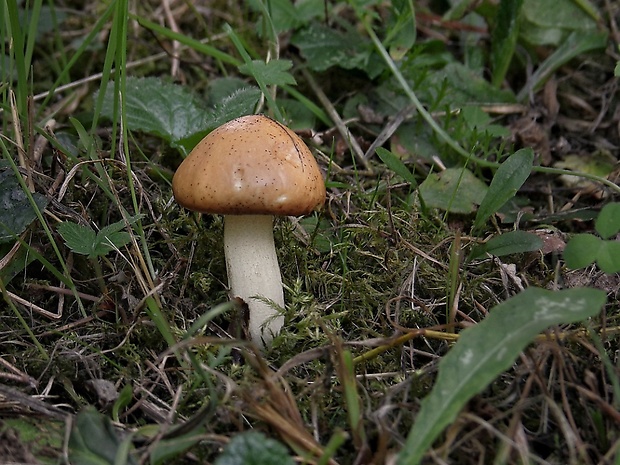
[172,115,326,216]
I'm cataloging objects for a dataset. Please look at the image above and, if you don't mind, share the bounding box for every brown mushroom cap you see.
[172,115,326,216]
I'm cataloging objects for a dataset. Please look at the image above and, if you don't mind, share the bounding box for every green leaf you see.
[517,30,608,101]
[595,202,620,239]
[430,62,516,105]
[238,59,297,86]
[520,0,600,46]
[214,431,294,465]
[375,147,417,186]
[57,217,139,259]
[385,0,416,60]
[92,231,131,257]
[474,148,533,230]
[469,230,543,260]
[596,241,620,274]
[57,222,97,257]
[0,169,49,243]
[397,287,607,465]
[292,23,382,77]
[418,168,488,214]
[248,0,303,33]
[208,87,261,128]
[100,77,209,148]
[69,407,138,465]
[491,0,524,87]
[150,431,204,465]
[563,233,601,269]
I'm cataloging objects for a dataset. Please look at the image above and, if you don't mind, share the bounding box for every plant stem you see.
[362,19,620,195]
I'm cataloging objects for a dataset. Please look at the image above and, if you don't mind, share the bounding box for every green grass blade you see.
[491,0,524,87]
[225,24,284,121]
[5,0,29,118]
[132,15,240,66]
[397,287,607,465]
[23,0,43,77]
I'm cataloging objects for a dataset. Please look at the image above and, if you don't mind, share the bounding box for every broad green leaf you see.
[292,23,383,77]
[248,0,302,33]
[57,222,97,257]
[517,31,608,101]
[520,0,600,46]
[92,231,131,257]
[206,77,253,104]
[214,431,294,465]
[100,77,209,147]
[375,147,417,186]
[491,0,524,87]
[0,169,49,243]
[97,214,142,238]
[596,241,620,274]
[238,59,297,86]
[595,202,620,239]
[207,87,262,130]
[57,217,139,259]
[430,62,516,105]
[418,168,488,214]
[386,0,416,60]
[563,233,601,269]
[69,407,138,465]
[469,230,543,260]
[397,287,607,465]
[474,148,533,230]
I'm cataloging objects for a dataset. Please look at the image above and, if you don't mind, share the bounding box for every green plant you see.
[396,287,607,464]
[563,202,620,273]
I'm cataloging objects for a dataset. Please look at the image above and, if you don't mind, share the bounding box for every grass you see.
[1,0,619,464]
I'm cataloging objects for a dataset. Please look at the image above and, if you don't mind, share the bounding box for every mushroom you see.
[172,115,326,347]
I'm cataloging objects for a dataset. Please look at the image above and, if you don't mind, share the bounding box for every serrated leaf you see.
[563,233,601,269]
[214,431,294,465]
[206,87,262,132]
[97,214,142,238]
[469,230,543,260]
[57,222,97,257]
[375,147,417,186]
[69,407,138,465]
[0,170,49,242]
[397,287,607,465]
[292,23,382,77]
[474,148,533,230]
[430,62,516,105]
[58,217,138,259]
[238,59,297,86]
[595,202,620,239]
[419,168,488,214]
[100,77,209,146]
[248,0,302,32]
[92,231,131,257]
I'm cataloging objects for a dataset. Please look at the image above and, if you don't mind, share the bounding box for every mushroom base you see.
[224,214,285,347]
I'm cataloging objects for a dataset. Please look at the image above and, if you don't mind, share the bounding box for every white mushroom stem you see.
[224,214,285,347]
